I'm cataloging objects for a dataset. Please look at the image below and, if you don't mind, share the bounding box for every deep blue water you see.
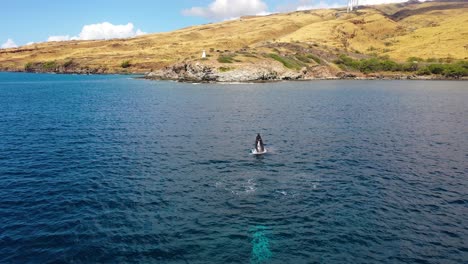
[0,72,467,263]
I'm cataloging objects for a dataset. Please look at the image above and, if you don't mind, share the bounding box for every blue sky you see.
[1,0,408,47]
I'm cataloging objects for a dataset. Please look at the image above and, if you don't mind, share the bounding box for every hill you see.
[0,0,467,80]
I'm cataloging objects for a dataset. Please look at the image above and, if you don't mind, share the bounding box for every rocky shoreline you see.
[1,62,466,82]
[144,62,467,83]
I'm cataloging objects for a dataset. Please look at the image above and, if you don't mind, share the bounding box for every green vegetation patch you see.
[295,54,322,65]
[218,66,234,72]
[24,61,58,72]
[418,61,468,77]
[268,54,305,70]
[24,62,34,72]
[63,60,73,68]
[42,61,58,71]
[295,55,311,63]
[217,54,237,63]
[121,60,131,68]
[307,54,322,64]
[335,55,409,73]
[334,54,468,77]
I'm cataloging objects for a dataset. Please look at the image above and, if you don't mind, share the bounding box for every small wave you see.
[245,179,257,194]
[216,178,258,196]
[264,146,277,154]
[276,190,288,196]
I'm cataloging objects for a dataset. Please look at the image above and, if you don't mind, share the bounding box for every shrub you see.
[408,62,467,77]
[219,67,234,72]
[426,64,445,75]
[43,61,57,71]
[63,59,74,68]
[218,55,235,63]
[121,60,131,68]
[268,54,304,70]
[335,55,411,72]
[333,55,468,76]
[334,54,360,70]
[401,62,419,72]
[295,55,311,63]
[359,58,382,73]
[442,64,467,78]
[380,59,399,71]
[307,54,322,64]
[456,60,468,70]
[25,62,34,72]
[417,67,432,75]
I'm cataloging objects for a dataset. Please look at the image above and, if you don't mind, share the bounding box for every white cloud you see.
[47,22,146,42]
[136,29,147,36]
[48,35,72,42]
[276,0,337,12]
[295,1,342,11]
[1,39,18,49]
[182,0,269,20]
[78,22,145,40]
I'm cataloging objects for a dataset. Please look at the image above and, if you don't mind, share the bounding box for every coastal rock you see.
[148,62,295,82]
[337,72,357,79]
[280,68,306,80]
[217,68,279,82]
[304,66,337,79]
[149,62,217,82]
[146,61,461,83]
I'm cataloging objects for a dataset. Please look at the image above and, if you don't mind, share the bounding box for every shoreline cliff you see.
[143,62,468,83]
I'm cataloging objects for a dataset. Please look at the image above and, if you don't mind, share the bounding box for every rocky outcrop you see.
[217,68,280,82]
[147,62,281,82]
[148,63,217,82]
[304,66,340,79]
[146,62,341,83]
[24,61,109,74]
[146,61,465,83]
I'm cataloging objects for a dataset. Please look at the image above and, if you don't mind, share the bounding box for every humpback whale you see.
[252,134,266,155]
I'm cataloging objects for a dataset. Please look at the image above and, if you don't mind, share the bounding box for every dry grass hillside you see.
[0,0,467,74]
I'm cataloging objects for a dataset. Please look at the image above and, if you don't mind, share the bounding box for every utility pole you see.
[347,0,359,13]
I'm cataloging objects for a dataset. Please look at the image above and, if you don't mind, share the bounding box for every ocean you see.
[0,72,466,263]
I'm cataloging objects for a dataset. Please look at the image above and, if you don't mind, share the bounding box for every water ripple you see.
[0,74,467,263]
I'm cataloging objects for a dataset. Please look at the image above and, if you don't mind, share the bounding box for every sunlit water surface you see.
[0,73,467,263]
